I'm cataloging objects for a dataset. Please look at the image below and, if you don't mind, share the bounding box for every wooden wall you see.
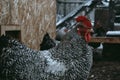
[94,8,110,36]
[0,0,56,50]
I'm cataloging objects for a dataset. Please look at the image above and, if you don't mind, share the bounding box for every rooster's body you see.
[0,16,93,80]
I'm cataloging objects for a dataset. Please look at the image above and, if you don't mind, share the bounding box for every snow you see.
[106,31,120,35]
[102,1,109,7]
[84,0,93,6]
[114,23,120,26]
[97,43,103,49]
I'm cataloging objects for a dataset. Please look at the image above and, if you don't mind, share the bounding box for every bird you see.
[56,27,68,41]
[40,32,62,50]
[40,33,56,50]
[0,16,93,80]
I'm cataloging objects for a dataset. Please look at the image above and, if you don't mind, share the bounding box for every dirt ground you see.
[88,60,120,80]
[87,47,120,80]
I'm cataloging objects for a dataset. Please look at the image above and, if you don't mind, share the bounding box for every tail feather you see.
[40,33,56,50]
[0,35,10,49]
[0,35,10,57]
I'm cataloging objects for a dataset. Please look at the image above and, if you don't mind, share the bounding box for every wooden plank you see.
[89,37,120,44]
[2,25,21,31]
[0,25,21,35]
[57,0,85,3]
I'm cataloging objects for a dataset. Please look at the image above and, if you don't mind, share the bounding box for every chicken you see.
[56,27,68,41]
[40,32,61,50]
[40,33,56,50]
[0,16,93,80]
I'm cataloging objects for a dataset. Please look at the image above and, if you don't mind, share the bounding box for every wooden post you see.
[109,0,115,30]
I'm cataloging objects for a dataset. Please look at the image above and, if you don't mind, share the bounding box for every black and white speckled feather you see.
[0,26,93,80]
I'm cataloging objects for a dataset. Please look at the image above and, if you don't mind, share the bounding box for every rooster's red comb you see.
[75,16,92,29]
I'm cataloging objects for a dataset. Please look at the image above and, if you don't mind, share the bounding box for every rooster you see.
[0,16,93,80]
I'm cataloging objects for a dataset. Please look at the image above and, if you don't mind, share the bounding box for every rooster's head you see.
[75,16,93,42]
